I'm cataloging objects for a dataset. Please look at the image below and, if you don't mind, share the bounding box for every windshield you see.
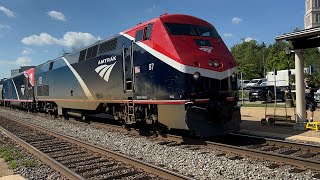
[249,80,259,83]
[164,23,219,38]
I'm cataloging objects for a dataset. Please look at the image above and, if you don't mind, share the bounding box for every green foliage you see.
[0,149,13,161]
[0,146,22,169]
[266,41,293,71]
[238,90,249,99]
[23,159,37,167]
[8,160,17,169]
[231,39,320,82]
[0,138,38,170]
[231,40,267,79]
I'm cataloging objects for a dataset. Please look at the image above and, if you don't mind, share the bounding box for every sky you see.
[0,0,305,78]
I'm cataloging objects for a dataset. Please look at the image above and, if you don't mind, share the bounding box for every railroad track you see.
[0,113,194,180]
[76,118,320,173]
[1,107,320,178]
[161,133,320,173]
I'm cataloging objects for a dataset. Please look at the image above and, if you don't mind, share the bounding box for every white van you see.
[238,80,250,89]
[245,78,267,89]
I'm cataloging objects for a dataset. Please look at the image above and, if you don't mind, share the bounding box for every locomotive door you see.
[122,41,134,93]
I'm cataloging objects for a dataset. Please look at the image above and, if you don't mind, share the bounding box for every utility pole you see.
[285,47,292,98]
[262,42,266,77]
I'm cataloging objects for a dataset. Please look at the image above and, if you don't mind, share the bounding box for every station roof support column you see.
[294,50,306,129]
[275,27,320,130]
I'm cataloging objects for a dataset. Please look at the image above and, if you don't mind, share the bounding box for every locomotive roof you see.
[63,13,214,58]
[39,13,215,65]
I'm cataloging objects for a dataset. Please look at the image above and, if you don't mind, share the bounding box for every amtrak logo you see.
[199,47,213,53]
[95,56,117,82]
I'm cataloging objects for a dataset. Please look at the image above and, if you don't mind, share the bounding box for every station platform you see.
[0,175,25,180]
[240,107,320,145]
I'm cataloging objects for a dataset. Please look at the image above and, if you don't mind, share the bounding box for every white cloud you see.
[61,32,100,47]
[145,4,157,13]
[223,33,233,38]
[0,24,10,30]
[232,17,242,24]
[244,37,255,42]
[22,32,100,47]
[47,11,66,21]
[16,57,32,66]
[22,33,58,46]
[0,60,15,65]
[21,48,32,55]
[0,56,32,66]
[0,6,15,17]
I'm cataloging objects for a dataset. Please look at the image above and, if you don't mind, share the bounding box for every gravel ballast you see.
[0,108,319,179]
[0,131,64,180]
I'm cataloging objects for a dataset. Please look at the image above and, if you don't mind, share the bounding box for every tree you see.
[266,41,293,71]
[231,40,266,79]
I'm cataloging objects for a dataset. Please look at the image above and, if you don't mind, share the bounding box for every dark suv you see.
[249,85,285,102]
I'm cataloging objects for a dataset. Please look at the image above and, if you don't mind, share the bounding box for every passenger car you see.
[249,85,285,102]
[245,78,267,89]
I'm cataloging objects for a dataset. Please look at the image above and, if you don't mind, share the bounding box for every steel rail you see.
[231,133,320,152]
[0,124,84,180]
[163,134,320,171]
[9,116,194,180]
[204,140,320,171]
[54,118,320,171]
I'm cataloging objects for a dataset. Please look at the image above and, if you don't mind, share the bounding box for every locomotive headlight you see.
[193,72,201,80]
[209,59,220,68]
[212,60,220,68]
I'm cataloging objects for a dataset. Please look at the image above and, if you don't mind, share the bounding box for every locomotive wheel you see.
[268,118,275,124]
[261,118,267,125]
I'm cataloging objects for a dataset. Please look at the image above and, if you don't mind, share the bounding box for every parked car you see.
[238,80,250,89]
[259,82,268,86]
[249,85,285,102]
[245,78,267,89]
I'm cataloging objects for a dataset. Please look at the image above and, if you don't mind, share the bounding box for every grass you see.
[238,90,249,99]
[0,148,22,163]
[8,160,17,169]
[23,159,37,167]
[0,141,29,170]
[0,149,14,161]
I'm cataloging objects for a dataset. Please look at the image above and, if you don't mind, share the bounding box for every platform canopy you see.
[275,27,320,49]
[275,27,320,129]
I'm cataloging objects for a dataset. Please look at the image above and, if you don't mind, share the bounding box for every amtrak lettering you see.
[95,56,117,82]
[98,56,116,65]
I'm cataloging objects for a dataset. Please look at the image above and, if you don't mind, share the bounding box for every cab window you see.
[145,23,153,40]
[164,23,219,38]
[135,30,144,42]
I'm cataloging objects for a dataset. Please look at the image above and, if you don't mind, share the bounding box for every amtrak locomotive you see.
[0,14,240,137]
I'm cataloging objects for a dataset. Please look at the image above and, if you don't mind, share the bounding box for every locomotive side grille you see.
[37,86,43,96]
[79,50,86,61]
[43,85,49,96]
[98,38,118,55]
